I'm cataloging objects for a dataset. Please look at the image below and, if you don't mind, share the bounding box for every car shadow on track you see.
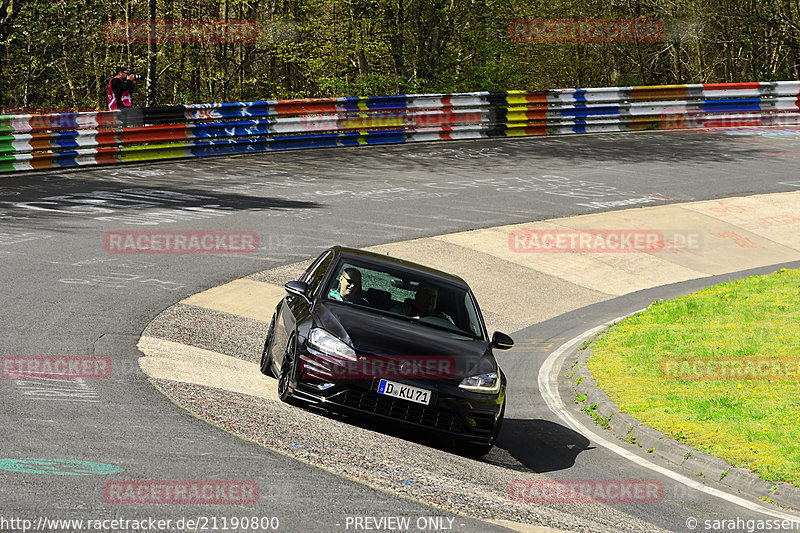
[498,418,594,473]
[297,404,594,469]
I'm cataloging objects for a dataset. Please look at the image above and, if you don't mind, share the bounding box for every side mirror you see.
[285,281,310,302]
[491,331,514,350]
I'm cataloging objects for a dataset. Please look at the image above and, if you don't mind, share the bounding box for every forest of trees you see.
[1,0,799,111]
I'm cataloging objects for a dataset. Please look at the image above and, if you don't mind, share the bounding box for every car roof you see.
[330,246,470,288]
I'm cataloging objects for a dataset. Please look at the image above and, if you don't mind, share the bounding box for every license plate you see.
[377,379,431,405]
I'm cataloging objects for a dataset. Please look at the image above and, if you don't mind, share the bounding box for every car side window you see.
[305,251,334,298]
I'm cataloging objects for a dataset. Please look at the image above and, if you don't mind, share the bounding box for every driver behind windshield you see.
[393,282,454,324]
[328,267,368,305]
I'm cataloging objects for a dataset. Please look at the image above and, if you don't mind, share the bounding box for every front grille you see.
[335,389,461,433]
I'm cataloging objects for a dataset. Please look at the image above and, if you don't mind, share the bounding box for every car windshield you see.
[323,259,485,339]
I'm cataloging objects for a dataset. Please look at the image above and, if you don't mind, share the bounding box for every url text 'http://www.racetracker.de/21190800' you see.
[0,515,280,532]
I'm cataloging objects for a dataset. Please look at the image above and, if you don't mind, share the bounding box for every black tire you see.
[458,402,505,457]
[277,338,297,403]
[259,313,277,377]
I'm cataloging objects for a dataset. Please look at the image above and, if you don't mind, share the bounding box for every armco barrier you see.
[2,81,800,173]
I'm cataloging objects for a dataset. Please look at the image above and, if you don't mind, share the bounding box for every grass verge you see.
[589,268,800,486]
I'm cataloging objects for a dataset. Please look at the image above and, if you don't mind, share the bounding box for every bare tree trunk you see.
[125,0,132,68]
[146,0,157,106]
[62,56,77,107]
[782,0,800,78]
[0,0,26,107]
[386,0,406,91]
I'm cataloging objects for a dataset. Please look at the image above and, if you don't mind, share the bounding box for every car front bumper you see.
[289,375,505,445]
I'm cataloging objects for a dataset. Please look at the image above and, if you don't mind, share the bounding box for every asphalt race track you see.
[2,128,800,533]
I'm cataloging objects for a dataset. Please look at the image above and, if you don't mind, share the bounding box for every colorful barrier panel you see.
[2,81,799,173]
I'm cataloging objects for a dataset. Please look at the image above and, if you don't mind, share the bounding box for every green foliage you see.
[3,0,800,109]
[582,402,611,429]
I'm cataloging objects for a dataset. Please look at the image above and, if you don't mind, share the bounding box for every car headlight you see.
[308,328,356,359]
[459,372,501,393]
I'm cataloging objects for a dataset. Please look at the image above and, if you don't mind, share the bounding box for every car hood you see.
[313,302,496,380]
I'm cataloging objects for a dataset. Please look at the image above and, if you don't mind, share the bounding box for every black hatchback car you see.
[260,246,514,455]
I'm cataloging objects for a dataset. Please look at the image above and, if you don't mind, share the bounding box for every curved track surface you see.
[2,128,800,532]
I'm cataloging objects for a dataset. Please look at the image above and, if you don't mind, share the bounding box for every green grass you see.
[589,268,800,486]
[582,402,612,429]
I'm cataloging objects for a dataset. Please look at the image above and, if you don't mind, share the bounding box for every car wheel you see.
[277,337,297,403]
[259,313,277,377]
[458,402,505,457]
